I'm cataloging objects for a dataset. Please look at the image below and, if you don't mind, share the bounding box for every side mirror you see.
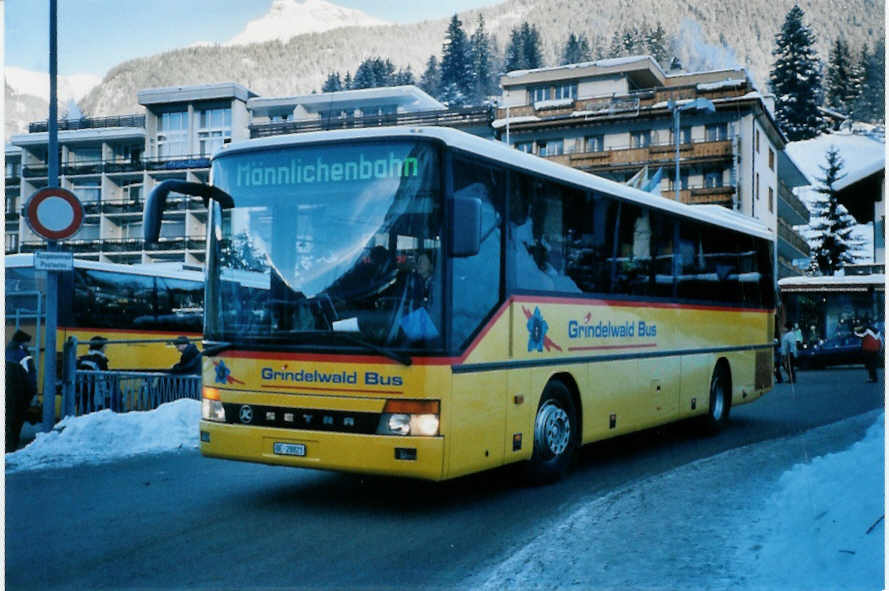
[143,180,234,244]
[449,196,482,258]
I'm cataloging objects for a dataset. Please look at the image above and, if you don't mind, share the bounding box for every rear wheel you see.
[524,380,577,484]
[701,365,731,435]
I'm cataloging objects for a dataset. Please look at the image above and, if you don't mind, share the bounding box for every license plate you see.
[273,442,306,457]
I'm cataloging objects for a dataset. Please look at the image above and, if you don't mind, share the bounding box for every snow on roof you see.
[778,274,885,287]
[785,131,885,188]
[504,55,657,78]
[491,115,541,128]
[696,78,746,91]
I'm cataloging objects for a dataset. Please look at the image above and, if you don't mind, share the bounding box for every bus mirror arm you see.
[143,180,235,244]
[449,196,482,258]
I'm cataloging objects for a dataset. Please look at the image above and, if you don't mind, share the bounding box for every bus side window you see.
[451,158,504,350]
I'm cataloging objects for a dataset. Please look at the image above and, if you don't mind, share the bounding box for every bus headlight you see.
[376,400,440,436]
[202,387,226,422]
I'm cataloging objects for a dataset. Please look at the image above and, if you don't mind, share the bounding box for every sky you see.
[5,399,884,590]
[4,0,498,77]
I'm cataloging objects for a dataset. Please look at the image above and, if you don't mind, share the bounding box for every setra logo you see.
[239,405,253,424]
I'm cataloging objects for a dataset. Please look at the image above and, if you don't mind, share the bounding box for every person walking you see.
[77,336,109,371]
[780,322,798,383]
[77,336,113,412]
[5,330,37,451]
[854,323,882,383]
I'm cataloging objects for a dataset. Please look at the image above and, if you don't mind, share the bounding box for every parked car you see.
[797,332,879,369]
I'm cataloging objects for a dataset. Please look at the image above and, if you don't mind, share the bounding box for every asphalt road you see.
[5,367,883,590]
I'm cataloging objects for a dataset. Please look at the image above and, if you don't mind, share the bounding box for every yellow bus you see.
[145,126,775,482]
[5,254,203,379]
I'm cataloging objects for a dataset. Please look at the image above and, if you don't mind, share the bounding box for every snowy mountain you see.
[5,66,101,104]
[227,0,388,46]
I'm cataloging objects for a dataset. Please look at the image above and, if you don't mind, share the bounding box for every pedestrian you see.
[774,337,783,384]
[169,336,201,375]
[77,336,113,412]
[5,330,37,452]
[77,336,109,371]
[854,322,882,383]
[780,321,798,383]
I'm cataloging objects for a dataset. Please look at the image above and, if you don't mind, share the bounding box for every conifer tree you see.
[470,15,495,103]
[826,37,857,114]
[419,55,441,99]
[852,40,885,123]
[769,5,826,140]
[645,23,670,67]
[505,27,525,71]
[440,14,473,105]
[321,72,343,93]
[504,22,543,71]
[561,32,592,65]
[808,146,860,274]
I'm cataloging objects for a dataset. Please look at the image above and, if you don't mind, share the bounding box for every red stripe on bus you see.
[59,326,202,336]
[511,294,774,314]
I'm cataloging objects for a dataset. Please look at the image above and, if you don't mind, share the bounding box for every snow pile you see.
[738,415,884,589]
[469,411,883,590]
[5,399,200,473]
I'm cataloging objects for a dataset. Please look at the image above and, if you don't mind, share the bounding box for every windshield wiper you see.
[201,341,234,357]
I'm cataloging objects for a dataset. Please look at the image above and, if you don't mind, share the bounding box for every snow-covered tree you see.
[419,55,441,99]
[440,14,473,106]
[561,32,592,65]
[852,40,885,123]
[645,23,670,68]
[321,72,343,93]
[769,5,827,141]
[807,146,860,274]
[825,37,858,114]
[505,22,543,72]
[470,15,496,103]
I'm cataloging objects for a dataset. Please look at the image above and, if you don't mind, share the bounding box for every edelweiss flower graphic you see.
[523,305,563,353]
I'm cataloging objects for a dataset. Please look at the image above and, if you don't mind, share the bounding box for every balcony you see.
[186,236,206,250]
[545,139,734,173]
[102,200,143,215]
[778,181,811,226]
[146,237,186,251]
[778,219,810,258]
[104,160,145,174]
[22,165,48,178]
[28,113,146,133]
[249,106,493,138]
[680,185,736,206]
[62,161,103,176]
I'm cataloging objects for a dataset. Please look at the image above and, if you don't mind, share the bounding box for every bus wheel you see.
[701,364,731,435]
[525,381,577,484]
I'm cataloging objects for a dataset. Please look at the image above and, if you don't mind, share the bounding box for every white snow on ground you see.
[4,401,884,590]
[4,399,200,473]
[468,411,884,591]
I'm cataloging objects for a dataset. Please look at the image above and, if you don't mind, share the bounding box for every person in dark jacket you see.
[77,336,109,371]
[6,330,37,452]
[169,336,201,375]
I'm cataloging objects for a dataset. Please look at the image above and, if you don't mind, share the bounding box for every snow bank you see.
[5,399,200,473]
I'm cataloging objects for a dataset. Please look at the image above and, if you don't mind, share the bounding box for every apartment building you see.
[6,69,810,275]
[495,55,811,276]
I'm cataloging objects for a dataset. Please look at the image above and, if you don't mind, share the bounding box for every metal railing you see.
[28,114,146,133]
[71,370,201,415]
[61,337,201,417]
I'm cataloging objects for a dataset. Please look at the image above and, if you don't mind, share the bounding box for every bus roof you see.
[4,254,204,282]
[216,126,774,242]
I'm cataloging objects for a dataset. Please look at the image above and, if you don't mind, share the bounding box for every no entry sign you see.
[24,187,84,241]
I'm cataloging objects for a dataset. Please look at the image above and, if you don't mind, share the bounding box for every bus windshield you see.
[206,140,444,352]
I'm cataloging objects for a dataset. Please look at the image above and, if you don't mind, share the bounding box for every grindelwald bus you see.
[144,126,775,482]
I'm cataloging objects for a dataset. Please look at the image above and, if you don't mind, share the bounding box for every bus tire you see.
[701,364,731,435]
[524,380,577,484]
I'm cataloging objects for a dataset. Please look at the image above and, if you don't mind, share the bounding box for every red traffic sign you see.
[24,187,84,241]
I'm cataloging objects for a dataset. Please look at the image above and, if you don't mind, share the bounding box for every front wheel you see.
[701,365,731,435]
[524,381,577,484]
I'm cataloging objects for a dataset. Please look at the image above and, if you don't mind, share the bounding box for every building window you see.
[112,144,142,163]
[704,169,723,188]
[631,130,651,148]
[756,129,760,153]
[672,170,689,191]
[6,232,19,252]
[585,135,604,152]
[755,173,760,200]
[69,146,101,164]
[198,107,232,157]
[672,126,692,145]
[768,187,774,213]
[73,181,101,203]
[564,138,579,154]
[705,123,728,141]
[531,83,577,103]
[157,110,188,158]
[538,140,564,156]
[5,160,20,178]
[514,141,533,153]
[769,148,775,171]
